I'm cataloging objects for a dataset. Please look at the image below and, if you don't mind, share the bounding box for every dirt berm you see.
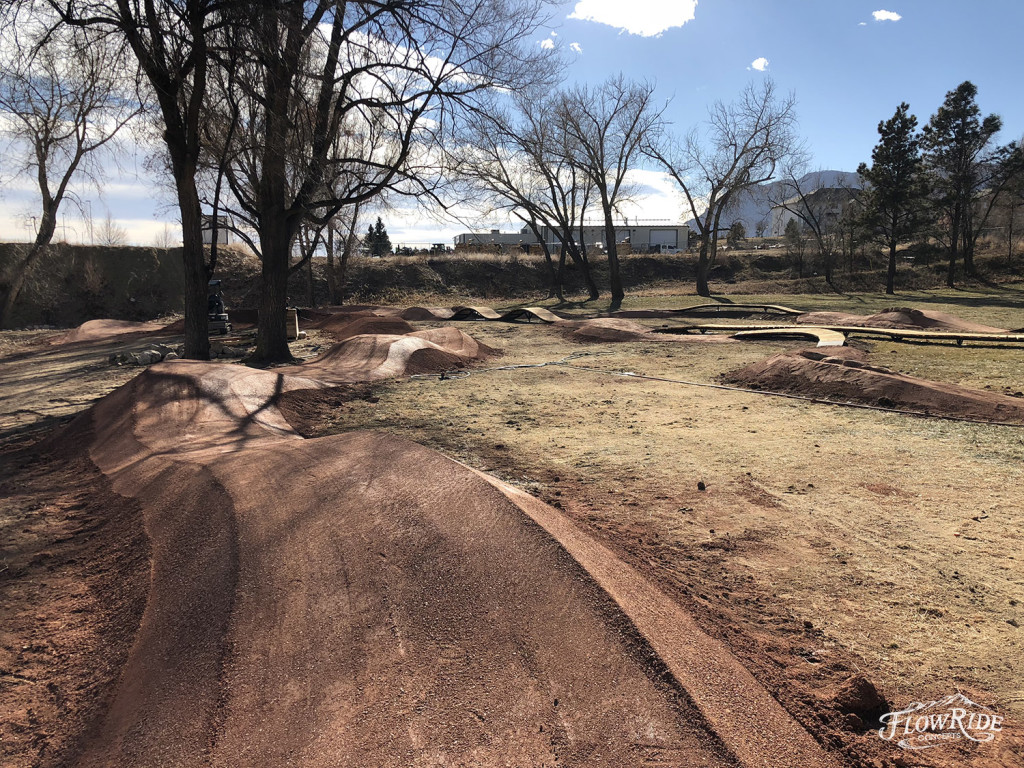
[725,347,1024,424]
[41,330,837,767]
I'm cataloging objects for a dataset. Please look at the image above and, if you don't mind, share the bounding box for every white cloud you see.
[616,169,687,223]
[749,57,769,72]
[540,38,555,50]
[550,31,558,37]
[567,0,697,38]
[872,10,902,22]
[570,42,583,54]
[858,22,867,26]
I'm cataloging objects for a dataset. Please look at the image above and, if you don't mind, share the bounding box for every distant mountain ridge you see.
[683,170,862,232]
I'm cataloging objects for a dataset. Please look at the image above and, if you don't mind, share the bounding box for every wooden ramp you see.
[673,303,803,317]
[614,303,802,319]
[498,306,562,323]
[827,326,1024,346]
[449,305,561,323]
[730,327,848,348]
[655,322,1024,348]
[450,305,503,320]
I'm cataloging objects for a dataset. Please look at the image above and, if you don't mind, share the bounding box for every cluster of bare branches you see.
[0,5,140,327]
[645,80,799,297]
[1,0,558,360]
[453,77,799,302]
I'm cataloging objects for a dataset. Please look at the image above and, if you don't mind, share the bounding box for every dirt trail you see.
[38,327,837,766]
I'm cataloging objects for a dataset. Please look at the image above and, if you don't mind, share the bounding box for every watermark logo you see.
[879,694,1003,750]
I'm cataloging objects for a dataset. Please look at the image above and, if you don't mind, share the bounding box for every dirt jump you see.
[725,346,1024,424]
[52,319,172,345]
[558,317,737,343]
[12,322,842,767]
[796,307,1009,334]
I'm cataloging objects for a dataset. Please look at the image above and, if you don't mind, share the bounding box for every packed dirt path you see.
[72,356,834,767]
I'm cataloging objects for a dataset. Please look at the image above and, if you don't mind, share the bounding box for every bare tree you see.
[202,0,559,364]
[768,167,858,287]
[557,76,664,310]
[0,13,138,328]
[647,79,798,297]
[96,212,129,246]
[452,92,600,301]
[37,0,230,359]
[325,203,362,305]
[153,222,178,249]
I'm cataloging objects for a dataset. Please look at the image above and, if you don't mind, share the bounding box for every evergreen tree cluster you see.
[364,217,392,258]
[857,81,1024,292]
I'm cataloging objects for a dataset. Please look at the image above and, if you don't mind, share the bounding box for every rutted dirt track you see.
[14,326,832,767]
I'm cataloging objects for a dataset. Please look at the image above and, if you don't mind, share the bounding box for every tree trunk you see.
[962,229,976,276]
[962,205,976,276]
[0,207,58,329]
[886,238,897,295]
[603,211,624,311]
[177,175,212,360]
[526,221,559,299]
[576,246,599,301]
[338,210,359,306]
[306,246,315,307]
[541,240,560,300]
[252,211,294,365]
[325,225,337,305]
[946,205,961,288]
[559,231,598,300]
[557,243,568,298]
[696,237,711,297]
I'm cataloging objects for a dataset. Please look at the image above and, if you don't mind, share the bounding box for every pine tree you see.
[857,103,929,294]
[726,221,746,249]
[922,82,1005,284]
[363,217,392,257]
[372,218,391,257]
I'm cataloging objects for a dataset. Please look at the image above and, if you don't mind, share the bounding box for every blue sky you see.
[2,0,1022,246]
[552,0,1024,174]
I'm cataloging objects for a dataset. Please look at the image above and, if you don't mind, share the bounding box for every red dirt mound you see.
[50,353,835,767]
[316,313,416,339]
[278,327,494,383]
[797,307,1008,333]
[725,347,1024,423]
[410,326,499,358]
[53,319,168,345]
[557,318,736,344]
[400,306,456,321]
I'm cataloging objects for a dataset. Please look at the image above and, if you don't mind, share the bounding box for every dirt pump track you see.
[36,323,839,767]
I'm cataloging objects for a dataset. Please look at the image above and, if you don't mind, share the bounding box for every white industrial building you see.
[454,223,689,253]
